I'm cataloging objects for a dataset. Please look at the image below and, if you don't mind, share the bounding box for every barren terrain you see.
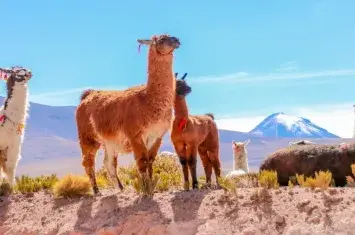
[1,187,355,235]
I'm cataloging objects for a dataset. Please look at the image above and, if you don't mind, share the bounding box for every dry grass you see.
[52,174,92,198]
[258,170,279,189]
[346,164,355,187]
[296,170,333,190]
[95,152,182,196]
[14,174,58,194]
[0,179,12,196]
[218,176,237,197]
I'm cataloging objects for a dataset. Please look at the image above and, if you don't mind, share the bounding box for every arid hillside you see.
[1,187,355,235]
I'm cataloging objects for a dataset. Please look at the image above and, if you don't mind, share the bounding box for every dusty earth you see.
[1,187,355,235]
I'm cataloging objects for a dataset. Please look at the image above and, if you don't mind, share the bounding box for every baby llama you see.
[0,67,32,186]
[225,139,251,179]
[170,73,221,190]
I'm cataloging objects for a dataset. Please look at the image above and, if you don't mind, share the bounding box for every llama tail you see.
[205,113,215,120]
[80,89,94,101]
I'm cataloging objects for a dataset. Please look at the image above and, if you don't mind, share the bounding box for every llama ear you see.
[174,73,178,79]
[0,70,9,81]
[137,39,154,45]
[232,141,236,149]
[181,73,188,80]
[243,139,251,146]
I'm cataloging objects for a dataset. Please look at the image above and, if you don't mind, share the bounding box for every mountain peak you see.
[249,112,339,138]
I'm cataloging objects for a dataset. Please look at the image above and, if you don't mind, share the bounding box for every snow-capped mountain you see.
[249,112,339,138]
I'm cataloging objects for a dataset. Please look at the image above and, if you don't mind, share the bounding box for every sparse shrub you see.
[218,177,237,197]
[235,172,259,188]
[0,179,13,196]
[258,170,279,189]
[53,174,92,197]
[296,170,332,190]
[114,153,182,195]
[346,164,355,187]
[95,168,113,189]
[14,174,58,194]
[132,171,159,197]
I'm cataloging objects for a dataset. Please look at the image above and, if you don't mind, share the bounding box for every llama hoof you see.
[192,182,199,190]
[93,186,100,195]
[183,182,190,191]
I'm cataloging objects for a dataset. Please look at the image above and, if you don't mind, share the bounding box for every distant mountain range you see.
[249,112,339,138]
[0,97,345,177]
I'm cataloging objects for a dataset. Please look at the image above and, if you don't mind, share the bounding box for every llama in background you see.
[170,73,221,190]
[0,67,32,186]
[76,35,180,194]
[289,140,315,146]
[225,139,251,179]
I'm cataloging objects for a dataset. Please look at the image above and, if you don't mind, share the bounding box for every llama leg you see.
[186,145,198,189]
[82,151,99,194]
[173,142,189,190]
[80,137,100,194]
[3,149,20,186]
[130,137,149,176]
[198,147,212,187]
[147,137,163,179]
[104,143,122,190]
[209,151,222,187]
[103,146,124,191]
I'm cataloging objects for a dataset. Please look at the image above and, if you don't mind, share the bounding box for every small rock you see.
[25,192,34,198]
[259,223,267,231]
[288,191,294,196]
[274,215,285,225]
[242,228,256,235]
[274,189,282,195]
[58,208,64,213]
[238,195,244,199]
[297,199,311,208]
[209,212,216,219]
[314,188,322,193]
[327,188,337,195]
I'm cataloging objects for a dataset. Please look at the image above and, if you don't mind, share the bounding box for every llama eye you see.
[17,70,26,76]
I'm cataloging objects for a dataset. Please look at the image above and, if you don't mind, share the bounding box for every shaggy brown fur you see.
[170,73,221,190]
[75,34,180,194]
[260,142,355,186]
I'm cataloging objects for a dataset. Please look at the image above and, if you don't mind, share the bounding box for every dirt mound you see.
[1,187,355,235]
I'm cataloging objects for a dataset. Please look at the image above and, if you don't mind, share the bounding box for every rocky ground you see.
[1,187,355,235]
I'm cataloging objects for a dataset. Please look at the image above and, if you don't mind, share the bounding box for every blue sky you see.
[1,0,355,137]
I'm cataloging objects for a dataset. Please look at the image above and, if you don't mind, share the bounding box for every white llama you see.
[0,67,32,186]
[225,139,250,179]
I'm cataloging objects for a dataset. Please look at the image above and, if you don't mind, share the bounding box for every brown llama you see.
[170,73,221,190]
[75,34,180,194]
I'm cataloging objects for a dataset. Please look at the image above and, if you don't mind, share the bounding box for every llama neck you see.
[174,96,189,119]
[3,85,29,124]
[146,49,175,108]
[233,150,249,172]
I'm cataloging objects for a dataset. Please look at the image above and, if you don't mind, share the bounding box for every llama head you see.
[232,139,251,156]
[175,72,191,97]
[137,34,180,57]
[0,67,32,86]
[0,67,32,107]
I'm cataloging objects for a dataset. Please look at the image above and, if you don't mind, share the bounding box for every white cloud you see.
[278,61,299,72]
[191,69,355,84]
[215,103,355,138]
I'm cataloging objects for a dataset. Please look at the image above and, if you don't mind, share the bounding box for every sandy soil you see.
[1,187,355,235]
